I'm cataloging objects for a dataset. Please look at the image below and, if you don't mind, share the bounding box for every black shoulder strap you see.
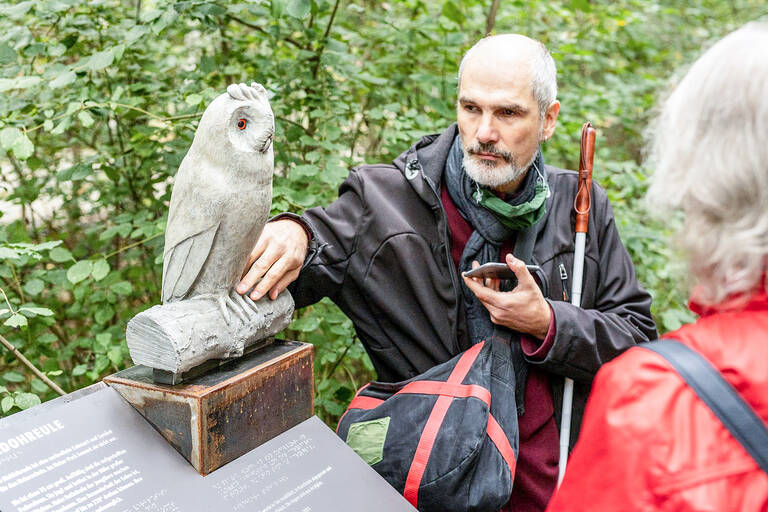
[641,339,768,474]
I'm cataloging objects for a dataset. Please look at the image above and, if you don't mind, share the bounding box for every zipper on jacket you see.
[559,263,569,302]
[421,168,462,353]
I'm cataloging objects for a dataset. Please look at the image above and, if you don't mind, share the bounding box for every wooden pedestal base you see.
[104,340,313,475]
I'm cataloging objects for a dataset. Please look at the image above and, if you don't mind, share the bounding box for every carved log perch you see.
[126,291,294,377]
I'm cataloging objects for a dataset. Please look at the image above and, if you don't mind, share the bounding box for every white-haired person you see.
[547,23,768,511]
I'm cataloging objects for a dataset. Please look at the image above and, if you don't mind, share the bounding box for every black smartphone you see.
[464,263,539,280]
[464,263,549,296]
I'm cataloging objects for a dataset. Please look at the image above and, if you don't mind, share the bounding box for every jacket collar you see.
[393,124,459,203]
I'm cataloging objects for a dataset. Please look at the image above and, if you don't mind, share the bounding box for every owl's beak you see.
[260,132,273,153]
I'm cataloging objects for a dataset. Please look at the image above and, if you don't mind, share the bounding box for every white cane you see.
[557,123,595,486]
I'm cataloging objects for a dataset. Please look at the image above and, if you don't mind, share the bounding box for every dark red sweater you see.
[440,185,559,512]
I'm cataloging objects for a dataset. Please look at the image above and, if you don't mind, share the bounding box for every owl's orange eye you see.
[237,118,247,130]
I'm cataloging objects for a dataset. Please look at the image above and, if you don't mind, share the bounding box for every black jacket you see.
[291,124,657,446]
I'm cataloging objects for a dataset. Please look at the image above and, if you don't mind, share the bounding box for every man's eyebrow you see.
[498,103,528,115]
[457,97,529,114]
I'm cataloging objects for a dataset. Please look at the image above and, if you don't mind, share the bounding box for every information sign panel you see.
[0,385,414,512]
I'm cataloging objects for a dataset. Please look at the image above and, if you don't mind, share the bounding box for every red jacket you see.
[547,291,768,511]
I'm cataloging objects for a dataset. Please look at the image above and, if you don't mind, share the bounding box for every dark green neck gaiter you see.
[472,174,548,231]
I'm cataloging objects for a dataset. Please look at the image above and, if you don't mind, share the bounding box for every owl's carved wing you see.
[161,220,220,302]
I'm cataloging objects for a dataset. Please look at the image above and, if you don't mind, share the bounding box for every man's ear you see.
[542,100,560,140]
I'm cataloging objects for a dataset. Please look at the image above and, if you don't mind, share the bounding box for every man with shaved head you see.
[240,34,656,510]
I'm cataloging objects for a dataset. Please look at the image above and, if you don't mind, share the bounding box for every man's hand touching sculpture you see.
[462,254,552,340]
[238,219,309,301]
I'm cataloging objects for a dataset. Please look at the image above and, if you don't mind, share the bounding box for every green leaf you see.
[185,94,202,106]
[2,371,25,383]
[290,315,321,332]
[270,0,284,17]
[140,9,162,23]
[38,334,58,345]
[94,355,110,373]
[67,260,93,284]
[50,70,76,89]
[441,1,464,25]
[286,0,310,18]
[125,25,148,44]
[108,346,123,366]
[570,0,592,11]
[4,313,28,328]
[50,246,73,262]
[92,259,110,281]
[109,281,132,295]
[31,379,48,393]
[199,4,226,16]
[34,241,62,251]
[0,43,17,65]
[11,133,34,160]
[0,385,7,393]
[1,1,34,19]
[58,163,92,182]
[20,306,54,317]
[77,110,94,127]
[23,278,45,296]
[0,127,22,150]
[1,396,14,413]
[87,49,115,71]
[51,117,71,135]
[14,393,41,410]
[0,76,42,92]
[72,164,92,180]
[112,44,126,62]
[72,364,88,376]
[96,332,112,346]
[0,247,20,260]
[94,305,115,324]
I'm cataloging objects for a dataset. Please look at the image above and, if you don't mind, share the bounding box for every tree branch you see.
[0,333,66,396]
[227,14,305,49]
[485,0,501,36]
[24,103,202,134]
[104,231,163,259]
[312,0,342,79]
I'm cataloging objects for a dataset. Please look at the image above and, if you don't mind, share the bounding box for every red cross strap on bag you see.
[337,338,519,512]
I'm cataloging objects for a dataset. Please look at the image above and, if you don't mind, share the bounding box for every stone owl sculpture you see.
[162,82,274,324]
[126,82,295,383]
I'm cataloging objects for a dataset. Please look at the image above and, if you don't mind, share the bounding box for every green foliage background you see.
[0,0,765,421]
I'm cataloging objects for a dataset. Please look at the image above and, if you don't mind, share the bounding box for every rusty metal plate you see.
[105,340,313,475]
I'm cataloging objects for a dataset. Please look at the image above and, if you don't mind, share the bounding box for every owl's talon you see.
[234,290,260,313]
[224,295,248,324]
[217,296,232,325]
[230,289,256,315]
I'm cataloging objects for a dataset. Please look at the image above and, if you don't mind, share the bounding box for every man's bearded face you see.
[456,51,555,193]
[460,135,540,189]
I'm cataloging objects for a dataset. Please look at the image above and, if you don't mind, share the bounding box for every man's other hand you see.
[237,219,309,301]
[462,254,551,339]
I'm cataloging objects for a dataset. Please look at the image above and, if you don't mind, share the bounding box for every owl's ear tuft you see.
[250,82,268,98]
[227,83,253,102]
[227,82,269,103]
[226,84,243,101]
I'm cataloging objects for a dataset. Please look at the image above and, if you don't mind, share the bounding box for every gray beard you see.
[462,147,539,189]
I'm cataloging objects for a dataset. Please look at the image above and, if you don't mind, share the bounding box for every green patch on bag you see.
[346,416,391,466]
